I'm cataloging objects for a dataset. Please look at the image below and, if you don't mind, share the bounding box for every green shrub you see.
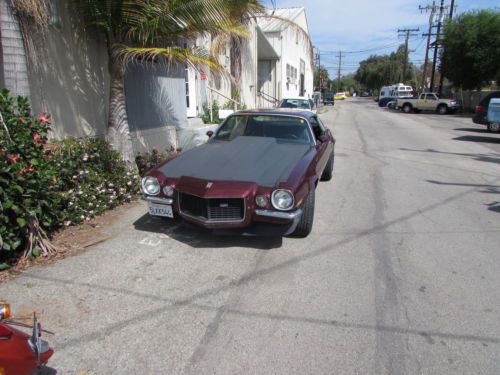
[201,100,220,124]
[0,89,139,266]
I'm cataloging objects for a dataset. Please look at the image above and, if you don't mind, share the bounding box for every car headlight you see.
[141,176,160,196]
[271,189,294,211]
[163,185,174,197]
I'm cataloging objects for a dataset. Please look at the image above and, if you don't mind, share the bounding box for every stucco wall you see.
[125,62,187,154]
[24,0,110,139]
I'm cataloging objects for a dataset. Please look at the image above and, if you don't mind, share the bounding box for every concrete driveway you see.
[2,99,499,374]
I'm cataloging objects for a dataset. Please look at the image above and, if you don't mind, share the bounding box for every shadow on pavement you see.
[453,135,500,144]
[486,202,500,213]
[133,213,283,250]
[454,127,489,134]
[400,147,500,165]
[427,180,500,214]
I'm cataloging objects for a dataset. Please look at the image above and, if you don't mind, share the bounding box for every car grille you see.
[179,193,245,222]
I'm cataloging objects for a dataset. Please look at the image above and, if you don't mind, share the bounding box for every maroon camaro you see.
[141,109,335,237]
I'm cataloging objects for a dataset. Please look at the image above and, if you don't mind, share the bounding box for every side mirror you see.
[318,135,329,143]
[206,130,214,138]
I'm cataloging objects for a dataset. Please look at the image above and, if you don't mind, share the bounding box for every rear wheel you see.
[437,105,448,115]
[320,151,334,181]
[292,188,315,237]
[402,104,413,113]
[487,122,500,133]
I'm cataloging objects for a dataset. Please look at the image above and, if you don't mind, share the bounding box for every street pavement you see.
[1,98,499,374]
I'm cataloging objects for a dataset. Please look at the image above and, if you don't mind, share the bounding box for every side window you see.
[309,117,325,140]
[214,116,246,141]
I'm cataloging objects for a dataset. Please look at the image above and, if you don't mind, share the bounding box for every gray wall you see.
[0,0,30,97]
[26,0,110,139]
[125,62,188,154]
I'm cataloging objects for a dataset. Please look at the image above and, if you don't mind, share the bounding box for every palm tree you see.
[76,0,264,162]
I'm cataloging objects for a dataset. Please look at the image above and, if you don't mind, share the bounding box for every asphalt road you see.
[2,99,500,374]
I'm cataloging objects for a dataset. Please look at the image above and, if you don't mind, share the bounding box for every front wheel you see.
[487,122,500,133]
[402,104,412,113]
[292,189,315,237]
[437,105,448,115]
[320,151,334,181]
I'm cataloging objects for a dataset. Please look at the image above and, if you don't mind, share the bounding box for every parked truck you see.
[397,93,459,114]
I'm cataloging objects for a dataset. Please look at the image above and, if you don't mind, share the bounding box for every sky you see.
[263,0,498,78]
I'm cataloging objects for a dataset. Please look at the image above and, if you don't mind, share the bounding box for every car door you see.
[310,116,332,177]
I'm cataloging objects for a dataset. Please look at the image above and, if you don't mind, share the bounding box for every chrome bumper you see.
[255,209,302,220]
[141,195,173,205]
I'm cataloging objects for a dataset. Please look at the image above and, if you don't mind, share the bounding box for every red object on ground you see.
[0,323,53,375]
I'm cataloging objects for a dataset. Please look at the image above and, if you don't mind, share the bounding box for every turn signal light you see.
[0,304,10,320]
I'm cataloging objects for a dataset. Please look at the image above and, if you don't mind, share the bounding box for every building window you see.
[185,68,190,108]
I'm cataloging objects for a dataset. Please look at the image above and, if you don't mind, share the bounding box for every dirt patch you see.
[0,201,140,282]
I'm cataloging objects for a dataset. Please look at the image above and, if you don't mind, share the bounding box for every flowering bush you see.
[135,146,177,176]
[0,89,139,267]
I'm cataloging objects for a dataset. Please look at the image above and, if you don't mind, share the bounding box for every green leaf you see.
[0,263,9,271]
[16,217,27,227]
[32,247,41,257]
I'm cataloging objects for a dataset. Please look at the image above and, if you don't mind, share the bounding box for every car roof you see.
[231,108,316,119]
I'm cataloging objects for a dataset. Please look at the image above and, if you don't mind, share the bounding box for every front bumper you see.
[143,193,302,236]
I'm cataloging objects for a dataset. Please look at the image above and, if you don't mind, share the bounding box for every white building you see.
[257,7,314,106]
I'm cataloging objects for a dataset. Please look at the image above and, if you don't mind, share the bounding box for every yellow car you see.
[334,92,347,100]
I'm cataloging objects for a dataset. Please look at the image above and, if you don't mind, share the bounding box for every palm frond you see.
[115,44,231,82]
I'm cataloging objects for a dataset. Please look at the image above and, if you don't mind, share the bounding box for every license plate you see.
[148,203,173,218]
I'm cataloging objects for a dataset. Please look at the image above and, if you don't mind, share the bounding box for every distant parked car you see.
[387,100,398,109]
[397,93,459,114]
[279,97,317,114]
[486,98,500,133]
[334,92,347,100]
[378,96,396,107]
[473,91,500,126]
[323,92,335,106]
[361,92,371,97]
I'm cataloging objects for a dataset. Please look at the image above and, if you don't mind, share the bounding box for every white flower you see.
[79,170,84,175]
[108,183,114,188]
[127,181,132,186]
[80,215,84,219]
[64,221,71,226]
[82,153,89,161]
[86,217,91,222]
[68,202,73,206]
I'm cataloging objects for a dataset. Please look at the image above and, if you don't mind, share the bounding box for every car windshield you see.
[213,115,314,145]
[279,99,311,110]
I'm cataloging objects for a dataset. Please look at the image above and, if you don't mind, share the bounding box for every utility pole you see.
[398,28,420,83]
[429,0,445,93]
[419,1,436,92]
[438,0,457,95]
[337,51,342,93]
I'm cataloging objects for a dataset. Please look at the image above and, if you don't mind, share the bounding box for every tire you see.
[487,122,500,133]
[402,103,413,113]
[320,151,334,181]
[437,105,448,115]
[293,188,315,237]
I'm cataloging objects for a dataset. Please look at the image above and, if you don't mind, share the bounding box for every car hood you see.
[158,136,311,187]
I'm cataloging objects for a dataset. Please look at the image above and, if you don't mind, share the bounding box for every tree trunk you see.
[107,59,135,164]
